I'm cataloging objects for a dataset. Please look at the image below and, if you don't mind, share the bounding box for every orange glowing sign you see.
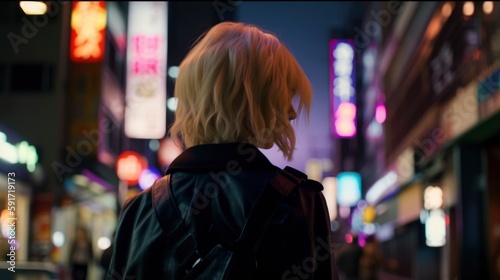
[70,1,107,62]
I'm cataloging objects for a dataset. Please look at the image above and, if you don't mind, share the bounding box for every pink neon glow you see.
[359,237,366,247]
[132,35,161,74]
[133,59,160,74]
[375,103,386,124]
[345,233,353,244]
[336,102,356,118]
[133,35,160,56]
[335,120,356,137]
[335,102,357,137]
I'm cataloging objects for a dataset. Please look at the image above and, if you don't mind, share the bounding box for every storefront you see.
[363,2,500,279]
[0,123,44,262]
[49,157,119,279]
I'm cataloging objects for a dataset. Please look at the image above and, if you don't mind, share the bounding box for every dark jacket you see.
[99,242,114,276]
[107,143,339,280]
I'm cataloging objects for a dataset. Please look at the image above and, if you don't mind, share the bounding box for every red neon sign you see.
[70,1,107,62]
[116,151,148,186]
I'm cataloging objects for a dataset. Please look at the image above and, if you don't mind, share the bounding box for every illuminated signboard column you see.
[70,2,107,63]
[421,185,446,247]
[0,129,40,261]
[124,2,168,139]
[330,39,357,138]
[66,1,107,155]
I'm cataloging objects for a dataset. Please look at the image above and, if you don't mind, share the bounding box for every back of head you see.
[170,21,312,161]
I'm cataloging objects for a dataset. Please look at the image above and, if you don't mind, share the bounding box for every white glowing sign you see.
[366,171,398,205]
[424,185,443,210]
[422,185,446,247]
[425,209,446,247]
[0,131,38,172]
[124,2,168,139]
[321,177,338,221]
[330,39,356,138]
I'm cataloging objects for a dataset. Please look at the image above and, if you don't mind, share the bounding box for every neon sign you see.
[330,39,356,138]
[0,131,38,173]
[124,2,168,139]
[116,151,148,186]
[70,1,107,62]
[422,185,446,247]
[336,172,361,207]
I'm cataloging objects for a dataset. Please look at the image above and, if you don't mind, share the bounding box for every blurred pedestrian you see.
[69,225,93,280]
[337,234,363,280]
[107,21,340,279]
[359,235,398,280]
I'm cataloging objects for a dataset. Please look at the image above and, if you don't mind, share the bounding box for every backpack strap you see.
[233,166,307,257]
[151,175,182,236]
[151,175,201,275]
[151,166,308,273]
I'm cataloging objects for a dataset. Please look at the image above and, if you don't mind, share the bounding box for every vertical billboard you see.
[330,39,356,138]
[67,2,106,160]
[70,1,107,63]
[124,2,168,139]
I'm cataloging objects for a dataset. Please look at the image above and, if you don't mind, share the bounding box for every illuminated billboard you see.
[70,1,107,62]
[336,172,361,207]
[124,2,168,139]
[330,39,357,138]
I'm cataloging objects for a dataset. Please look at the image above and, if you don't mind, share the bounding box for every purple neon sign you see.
[330,39,356,138]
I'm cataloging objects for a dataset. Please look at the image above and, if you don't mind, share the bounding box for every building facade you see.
[359,2,500,279]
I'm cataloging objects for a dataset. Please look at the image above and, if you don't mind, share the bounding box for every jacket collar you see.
[165,142,277,174]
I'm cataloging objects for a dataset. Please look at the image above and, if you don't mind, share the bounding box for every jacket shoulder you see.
[281,166,323,191]
[119,187,152,217]
[300,179,324,191]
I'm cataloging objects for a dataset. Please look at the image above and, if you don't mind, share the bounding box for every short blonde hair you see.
[169,21,312,161]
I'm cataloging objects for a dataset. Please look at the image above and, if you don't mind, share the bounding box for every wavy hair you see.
[169,22,312,161]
